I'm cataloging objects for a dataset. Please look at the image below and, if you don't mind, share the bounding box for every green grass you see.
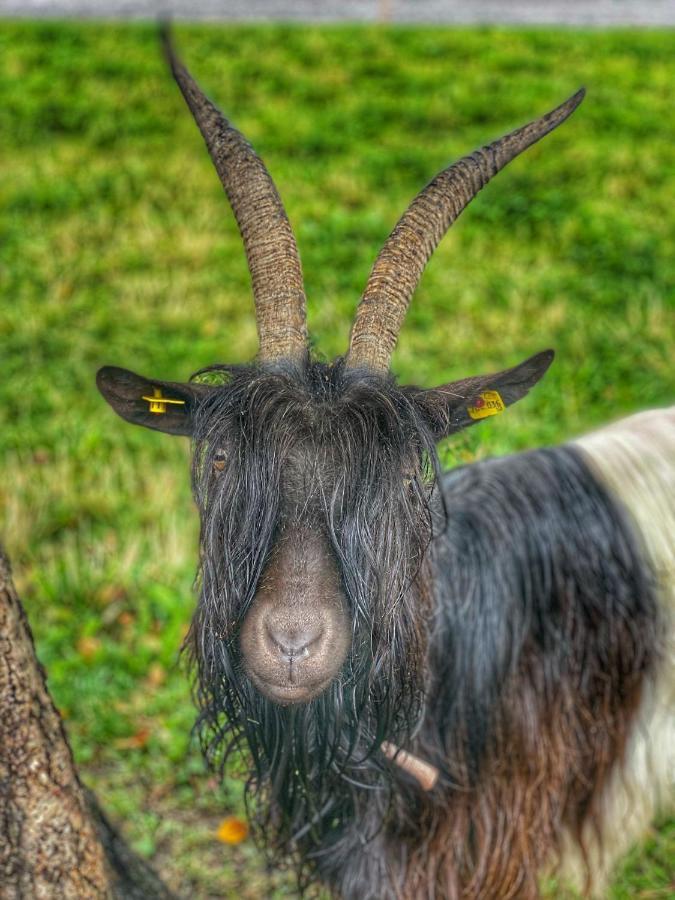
[0,21,673,898]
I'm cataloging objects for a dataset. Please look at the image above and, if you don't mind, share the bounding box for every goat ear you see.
[411,350,554,440]
[96,366,213,436]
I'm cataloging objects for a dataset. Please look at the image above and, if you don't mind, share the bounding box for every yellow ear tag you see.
[142,387,186,415]
[467,390,506,420]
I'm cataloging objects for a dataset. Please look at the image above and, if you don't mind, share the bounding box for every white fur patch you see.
[567,407,675,891]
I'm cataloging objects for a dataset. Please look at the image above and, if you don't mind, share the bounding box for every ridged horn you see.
[161,27,308,363]
[346,89,585,372]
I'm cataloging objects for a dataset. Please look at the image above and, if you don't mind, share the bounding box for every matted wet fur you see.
[183,361,660,898]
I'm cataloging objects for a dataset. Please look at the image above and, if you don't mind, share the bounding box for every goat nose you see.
[266,622,323,660]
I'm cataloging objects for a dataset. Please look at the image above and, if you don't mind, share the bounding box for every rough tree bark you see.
[0,547,176,899]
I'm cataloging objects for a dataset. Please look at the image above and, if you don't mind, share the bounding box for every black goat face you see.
[188,361,438,710]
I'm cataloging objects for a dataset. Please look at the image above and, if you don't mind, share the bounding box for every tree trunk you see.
[0,547,176,899]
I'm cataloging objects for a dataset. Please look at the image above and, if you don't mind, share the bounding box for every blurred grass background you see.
[0,21,673,898]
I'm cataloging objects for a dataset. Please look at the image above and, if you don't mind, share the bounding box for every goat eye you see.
[213,450,226,472]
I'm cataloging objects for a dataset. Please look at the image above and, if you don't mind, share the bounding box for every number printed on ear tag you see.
[467,390,506,420]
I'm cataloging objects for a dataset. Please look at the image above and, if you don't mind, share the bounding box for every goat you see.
[96,32,674,899]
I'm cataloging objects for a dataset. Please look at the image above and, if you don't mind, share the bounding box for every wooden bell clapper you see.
[381,741,439,792]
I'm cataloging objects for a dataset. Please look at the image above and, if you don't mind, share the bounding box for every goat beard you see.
[184,573,430,881]
[183,496,436,884]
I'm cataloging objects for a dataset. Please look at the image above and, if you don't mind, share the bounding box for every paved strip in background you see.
[2,0,675,26]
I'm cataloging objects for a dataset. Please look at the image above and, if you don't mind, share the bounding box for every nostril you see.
[266,622,323,660]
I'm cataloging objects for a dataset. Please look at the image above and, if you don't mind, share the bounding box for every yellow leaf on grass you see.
[77,636,102,659]
[114,727,151,750]
[96,584,126,606]
[216,816,248,845]
[145,662,166,688]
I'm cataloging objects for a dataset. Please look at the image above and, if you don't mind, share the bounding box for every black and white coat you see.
[570,406,674,884]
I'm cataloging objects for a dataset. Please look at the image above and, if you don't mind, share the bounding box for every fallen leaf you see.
[145,662,166,688]
[216,816,248,845]
[114,727,151,750]
[140,634,161,652]
[96,584,126,606]
[77,636,102,659]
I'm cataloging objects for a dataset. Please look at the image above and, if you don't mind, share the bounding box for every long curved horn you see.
[346,89,585,372]
[162,28,308,364]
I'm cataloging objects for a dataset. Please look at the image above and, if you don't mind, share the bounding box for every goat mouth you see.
[249,672,333,706]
